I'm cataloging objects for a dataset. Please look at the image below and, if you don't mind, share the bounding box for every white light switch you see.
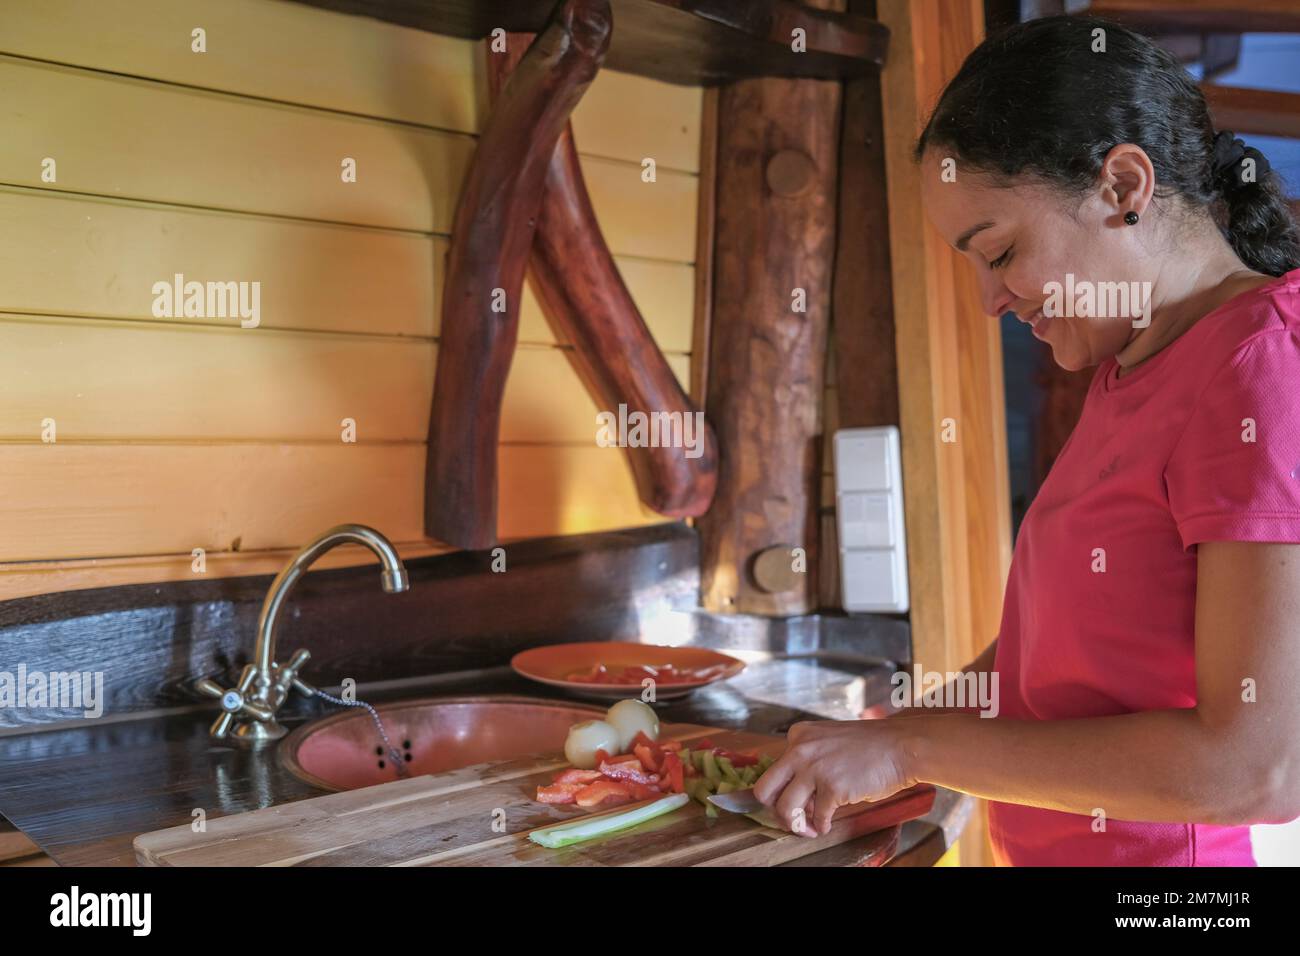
[840,492,894,548]
[836,432,894,491]
[834,426,909,613]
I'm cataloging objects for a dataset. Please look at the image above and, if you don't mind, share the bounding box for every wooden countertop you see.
[0,664,968,866]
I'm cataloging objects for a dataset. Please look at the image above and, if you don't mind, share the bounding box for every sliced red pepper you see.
[574,778,633,807]
[536,782,586,804]
[661,751,685,793]
[553,768,604,785]
[599,758,659,785]
[657,739,683,752]
[717,749,760,767]
[593,749,611,768]
[691,737,715,751]
[633,743,662,774]
[622,779,662,801]
[637,734,666,765]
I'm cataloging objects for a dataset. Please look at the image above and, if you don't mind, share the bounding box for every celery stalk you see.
[529,794,690,849]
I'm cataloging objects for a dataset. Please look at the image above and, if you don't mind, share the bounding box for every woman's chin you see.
[1046,341,1091,372]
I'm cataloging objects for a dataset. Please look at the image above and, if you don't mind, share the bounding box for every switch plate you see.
[833,426,909,613]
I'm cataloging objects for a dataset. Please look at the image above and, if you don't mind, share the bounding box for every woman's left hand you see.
[751,718,917,838]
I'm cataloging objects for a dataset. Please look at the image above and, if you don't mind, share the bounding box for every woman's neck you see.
[1113,239,1271,378]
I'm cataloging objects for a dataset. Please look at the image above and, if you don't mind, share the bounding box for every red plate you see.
[511,642,745,700]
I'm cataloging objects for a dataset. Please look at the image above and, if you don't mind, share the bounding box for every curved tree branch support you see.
[424,0,612,550]
[486,56,719,518]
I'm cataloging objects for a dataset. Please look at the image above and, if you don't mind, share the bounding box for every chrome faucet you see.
[196,524,410,744]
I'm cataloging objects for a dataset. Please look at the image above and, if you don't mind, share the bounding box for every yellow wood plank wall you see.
[0,0,703,599]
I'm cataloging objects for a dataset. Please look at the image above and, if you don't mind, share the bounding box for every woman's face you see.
[919,150,1146,371]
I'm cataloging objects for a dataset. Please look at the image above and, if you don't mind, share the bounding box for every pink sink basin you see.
[278,695,606,792]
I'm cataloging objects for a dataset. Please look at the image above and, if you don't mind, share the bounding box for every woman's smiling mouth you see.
[1018,307,1053,339]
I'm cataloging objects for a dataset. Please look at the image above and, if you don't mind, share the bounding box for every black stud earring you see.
[1124,211,1139,225]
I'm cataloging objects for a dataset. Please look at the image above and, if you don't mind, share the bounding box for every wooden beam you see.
[425,0,610,549]
[877,0,1009,867]
[490,37,720,518]
[286,0,889,85]
[819,0,900,611]
[831,21,899,432]
[698,4,844,616]
[1081,0,1300,33]
[1203,84,1300,141]
[691,87,720,406]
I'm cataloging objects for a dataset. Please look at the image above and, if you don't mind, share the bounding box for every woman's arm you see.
[756,542,1300,835]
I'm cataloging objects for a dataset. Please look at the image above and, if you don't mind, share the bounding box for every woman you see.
[754,16,1300,866]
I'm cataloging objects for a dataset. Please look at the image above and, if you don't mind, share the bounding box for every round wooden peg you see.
[751,544,804,594]
[765,149,817,197]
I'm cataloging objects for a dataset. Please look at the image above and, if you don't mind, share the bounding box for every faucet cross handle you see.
[196,664,276,740]
[273,648,315,698]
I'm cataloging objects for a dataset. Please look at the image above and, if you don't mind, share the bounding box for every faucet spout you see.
[255,524,408,677]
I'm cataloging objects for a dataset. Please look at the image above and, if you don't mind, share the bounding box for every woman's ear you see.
[1099,143,1155,225]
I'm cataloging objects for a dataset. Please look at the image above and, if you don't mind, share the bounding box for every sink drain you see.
[308,687,409,779]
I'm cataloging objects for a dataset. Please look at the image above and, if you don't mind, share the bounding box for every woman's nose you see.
[979,270,1013,318]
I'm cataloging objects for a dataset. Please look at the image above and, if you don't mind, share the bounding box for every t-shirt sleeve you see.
[1166,329,1300,549]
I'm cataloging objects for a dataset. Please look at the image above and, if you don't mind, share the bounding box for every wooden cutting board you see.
[134,723,935,866]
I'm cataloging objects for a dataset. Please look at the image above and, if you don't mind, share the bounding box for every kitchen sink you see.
[278,694,605,792]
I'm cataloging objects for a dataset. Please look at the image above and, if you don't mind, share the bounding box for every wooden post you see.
[819,0,900,610]
[697,18,843,616]
[877,0,1011,865]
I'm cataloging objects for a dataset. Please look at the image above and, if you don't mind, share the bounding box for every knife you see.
[706,789,765,814]
[706,789,790,831]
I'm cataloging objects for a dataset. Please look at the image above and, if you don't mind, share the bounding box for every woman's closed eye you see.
[989,246,1014,270]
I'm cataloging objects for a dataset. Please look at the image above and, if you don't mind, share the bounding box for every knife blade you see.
[706,789,764,814]
[706,789,788,830]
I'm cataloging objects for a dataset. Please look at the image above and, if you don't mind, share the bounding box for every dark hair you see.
[915,15,1300,277]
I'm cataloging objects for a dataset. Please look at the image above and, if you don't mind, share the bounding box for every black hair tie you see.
[1212,130,1271,190]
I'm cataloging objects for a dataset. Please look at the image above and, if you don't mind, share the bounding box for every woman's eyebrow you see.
[955,220,996,252]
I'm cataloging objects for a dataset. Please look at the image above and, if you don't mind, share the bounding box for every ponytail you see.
[1211,131,1300,277]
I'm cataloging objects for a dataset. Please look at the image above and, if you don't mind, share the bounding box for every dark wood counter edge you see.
[0,529,910,733]
[0,666,970,867]
[0,523,700,731]
[285,0,889,86]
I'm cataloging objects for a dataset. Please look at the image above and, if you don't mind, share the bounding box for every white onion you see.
[564,719,622,769]
[606,699,659,752]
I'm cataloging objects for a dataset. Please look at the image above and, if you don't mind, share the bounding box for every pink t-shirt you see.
[989,268,1300,866]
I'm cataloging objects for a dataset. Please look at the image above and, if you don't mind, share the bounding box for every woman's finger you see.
[752,750,798,806]
[812,786,841,836]
[774,773,816,833]
[797,796,821,838]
